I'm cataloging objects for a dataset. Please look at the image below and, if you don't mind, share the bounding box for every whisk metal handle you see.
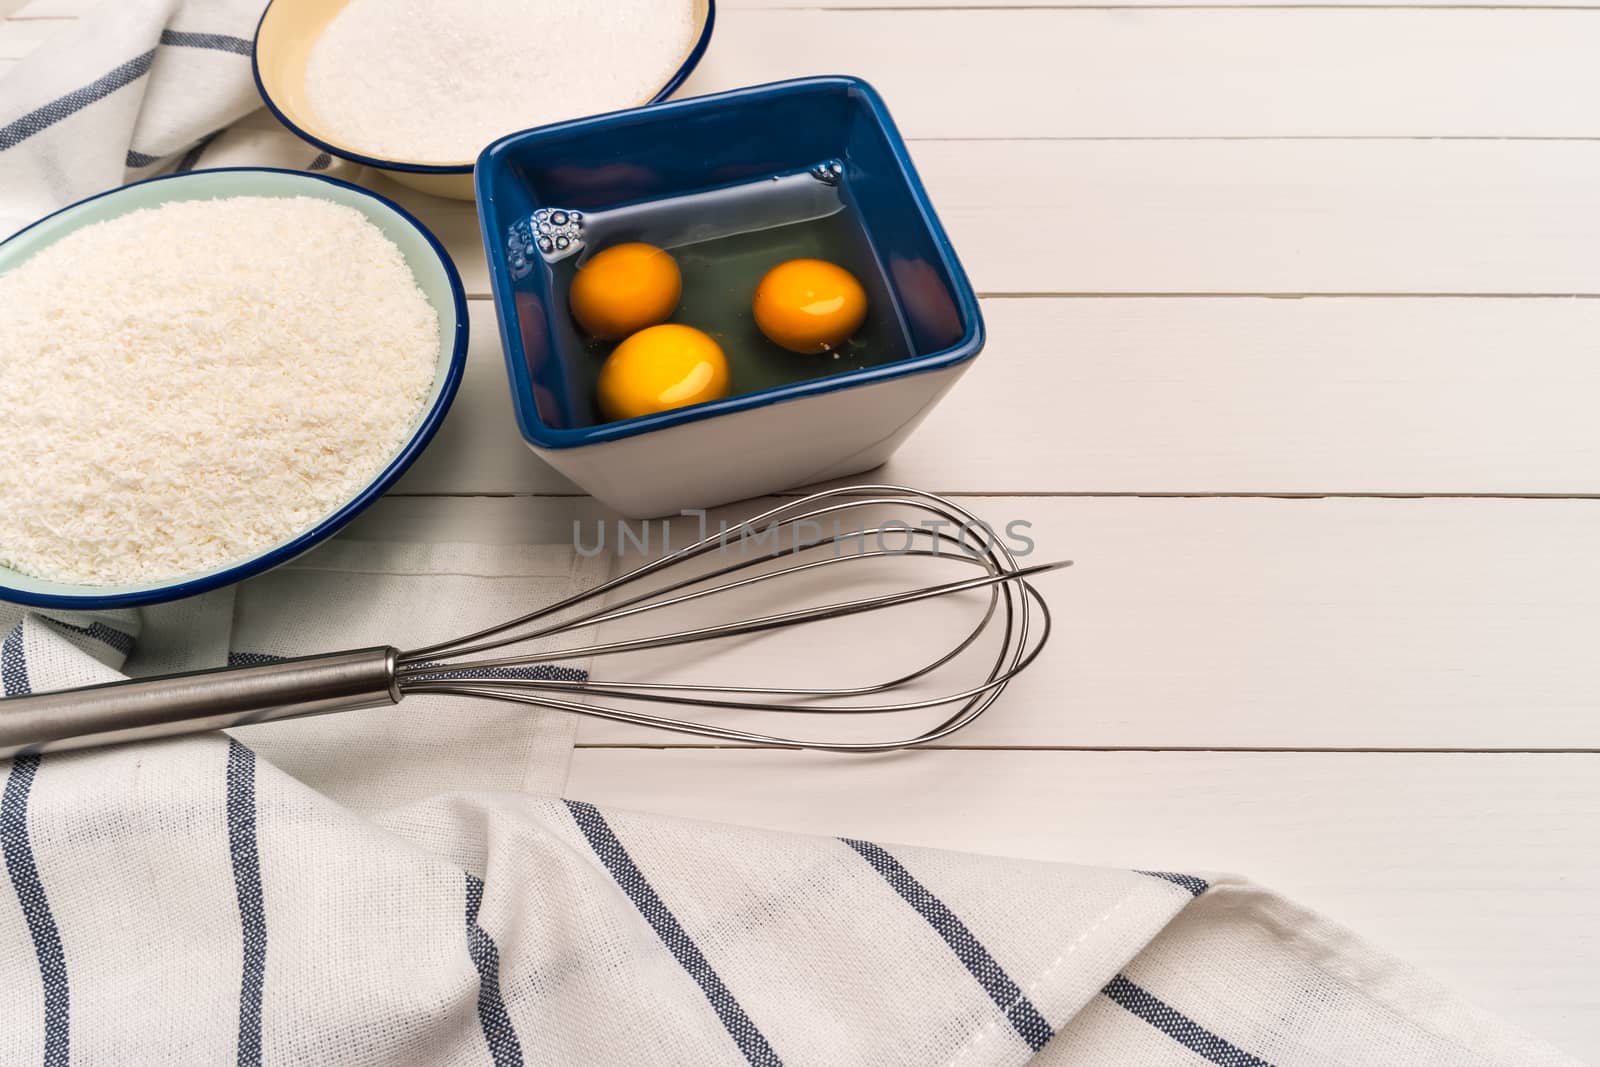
[0,647,401,759]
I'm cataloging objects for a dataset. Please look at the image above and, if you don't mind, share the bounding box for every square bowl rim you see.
[475,74,985,452]
[0,166,469,610]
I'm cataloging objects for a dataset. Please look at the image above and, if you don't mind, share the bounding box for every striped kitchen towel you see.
[0,0,345,240]
[0,610,1584,1065]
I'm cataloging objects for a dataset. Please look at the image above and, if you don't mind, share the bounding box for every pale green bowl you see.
[0,168,468,610]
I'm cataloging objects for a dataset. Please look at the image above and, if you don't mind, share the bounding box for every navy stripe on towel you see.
[465,874,525,1067]
[307,152,332,172]
[1135,870,1210,898]
[408,663,587,684]
[226,740,266,1067]
[841,838,1054,1053]
[228,652,288,667]
[3,756,70,1067]
[177,132,218,173]
[2,622,30,698]
[0,50,156,152]
[126,148,162,169]
[158,30,253,56]
[1102,974,1274,1067]
[566,800,782,1067]
[39,617,136,658]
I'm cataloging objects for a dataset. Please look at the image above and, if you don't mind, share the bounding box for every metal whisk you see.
[0,486,1067,757]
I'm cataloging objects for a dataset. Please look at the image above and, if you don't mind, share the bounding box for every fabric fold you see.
[0,0,273,238]
[0,717,1581,1065]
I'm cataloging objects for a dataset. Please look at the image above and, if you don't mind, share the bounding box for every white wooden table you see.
[5,0,1600,1057]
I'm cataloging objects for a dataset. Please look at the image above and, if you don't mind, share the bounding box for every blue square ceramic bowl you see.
[476,76,983,517]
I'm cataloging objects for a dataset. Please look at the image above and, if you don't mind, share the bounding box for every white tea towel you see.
[0,615,1584,1065]
[0,0,283,238]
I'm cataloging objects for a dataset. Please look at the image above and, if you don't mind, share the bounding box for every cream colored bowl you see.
[251,0,716,201]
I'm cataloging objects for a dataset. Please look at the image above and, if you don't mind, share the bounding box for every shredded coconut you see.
[0,196,440,586]
[303,0,698,164]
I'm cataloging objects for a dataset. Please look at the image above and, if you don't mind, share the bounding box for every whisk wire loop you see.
[397,486,1067,752]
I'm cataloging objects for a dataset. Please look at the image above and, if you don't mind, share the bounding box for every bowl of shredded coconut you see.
[0,168,468,609]
[253,0,715,200]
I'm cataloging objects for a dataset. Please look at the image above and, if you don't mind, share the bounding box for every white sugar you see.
[0,196,440,586]
[304,0,699,164]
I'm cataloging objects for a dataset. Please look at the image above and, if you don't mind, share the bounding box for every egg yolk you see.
[752,258,868,353]
[596,324,730,422]
[569,242,682,340]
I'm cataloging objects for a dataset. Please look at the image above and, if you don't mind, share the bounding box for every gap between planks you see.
[386,490,1600,500]
[973,291,1600,297]
[17,5,1600,18]
[570,743,1600,752]
[805,3,1600,8]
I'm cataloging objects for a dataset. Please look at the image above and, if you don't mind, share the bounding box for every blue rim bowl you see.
[0,168,468,610]
[475,75,985,452]
[252,0,717,182]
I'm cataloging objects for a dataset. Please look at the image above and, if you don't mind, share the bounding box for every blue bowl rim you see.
[475,74,986,452]
[251,0,718,176]
[0,166,470,610]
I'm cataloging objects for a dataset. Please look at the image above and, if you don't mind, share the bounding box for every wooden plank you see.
[916,139,1600,295]
[394,296,1600,498]
[565,748,1600,1057]
[352,493,1600,750]
[724,0,1598,7]
[893,296,1600,495]
[566,494,1600,749]
[382,139,1600,301]
[684,9,1600,139]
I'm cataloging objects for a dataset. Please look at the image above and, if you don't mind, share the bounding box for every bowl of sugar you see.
[253,0,716,201]
[0,168,468,609]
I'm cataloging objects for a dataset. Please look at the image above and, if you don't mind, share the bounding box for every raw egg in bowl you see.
[753,258,870,353]
[477,76,984,518]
